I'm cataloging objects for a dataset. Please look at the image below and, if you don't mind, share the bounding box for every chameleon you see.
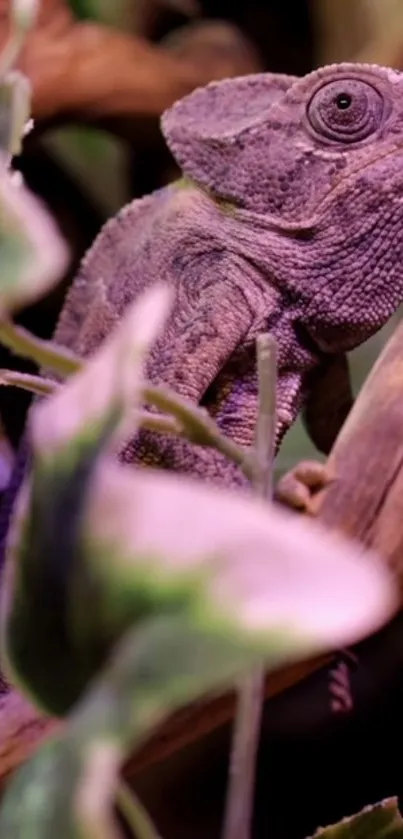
[41,61,403,493]
[3,60,403,506]
[2,61,403,714]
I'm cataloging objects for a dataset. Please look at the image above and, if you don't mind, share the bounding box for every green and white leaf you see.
[0,162,69,313]
[31,282,173,457]
[0,280,399,838]
[0,71,31,157]
[308,798,403,839]
[2,425,397,715]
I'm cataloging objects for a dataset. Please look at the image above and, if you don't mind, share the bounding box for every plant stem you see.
[143,384,255,481]
[0,370,184,441]
[138,410,182,437]
[0,28,25,79]
[116,780,161,839]
[222,333,277,839]
[0,368,59,396]
[0,321,255,481]
[0,0,39,78]
[0,368,251,478]
[252,333,278,499]
[0,321,82,377]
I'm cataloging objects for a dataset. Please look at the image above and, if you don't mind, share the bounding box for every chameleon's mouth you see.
[229,139,403,239]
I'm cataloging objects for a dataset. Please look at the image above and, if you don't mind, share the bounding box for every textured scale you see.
[53,180,313,487]
[50,61,403,488]
[4,60,403,534]
[2,61,403,720]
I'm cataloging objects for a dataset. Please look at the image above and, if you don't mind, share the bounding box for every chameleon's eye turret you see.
[307,79,385,143]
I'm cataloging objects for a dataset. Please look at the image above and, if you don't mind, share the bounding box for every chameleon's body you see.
[47,62,403,486]
[5,60,403,539]
[53,179,330,488]
[1,61,403,721]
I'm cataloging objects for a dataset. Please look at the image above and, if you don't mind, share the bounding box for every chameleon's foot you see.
[328,649,358,713]
[274,459,333,514]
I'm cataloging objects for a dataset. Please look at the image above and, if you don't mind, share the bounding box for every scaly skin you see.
[23,62,403,721]
[52,63,403,482]
[3,63,403,670]
[53,181,315,487]
[3,61,403,528]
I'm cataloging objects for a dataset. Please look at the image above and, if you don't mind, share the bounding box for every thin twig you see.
[0,370,182,439]
[116,781,161,839]
[0,321,255,481]
[0,321,82,377]
[0,30,24,79]
[0,368,59,396]
[0,364,255,480]
[222,333,277,839]
[252,334,278,499]
[143,384,255,480]
[0,0,39,78]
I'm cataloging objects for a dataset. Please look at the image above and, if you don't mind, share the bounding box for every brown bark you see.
[124,320,403,780]
[308,319,403,594]
[0,653,331,789]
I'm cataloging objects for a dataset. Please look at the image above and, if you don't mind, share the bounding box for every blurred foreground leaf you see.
[0,161,69,313]
[0,71,31,157]
[1,635,402,839]
[0,283,399,837]
[1,284,396,715]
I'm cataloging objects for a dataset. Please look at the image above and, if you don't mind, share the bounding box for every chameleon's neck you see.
[181,181,323,448]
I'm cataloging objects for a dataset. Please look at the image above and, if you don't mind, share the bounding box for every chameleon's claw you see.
[274,459,333,514]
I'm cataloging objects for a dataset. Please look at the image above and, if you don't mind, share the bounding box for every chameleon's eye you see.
[307,79,384,143]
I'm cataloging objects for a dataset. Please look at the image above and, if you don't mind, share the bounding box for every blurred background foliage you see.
[3,0,403,470]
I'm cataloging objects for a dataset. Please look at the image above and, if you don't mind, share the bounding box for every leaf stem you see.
[116,781,161,839]
[252,334,278,498]
[0,369,251,478]
[222,333,277,839]
[0,321,255,481]
[0,320,82,377]
[0,29,25,79]
[143,384,255,481]
[0,0,38,79]
[0,368,59,396]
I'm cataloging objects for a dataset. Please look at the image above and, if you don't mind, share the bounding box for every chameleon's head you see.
[162,64,403,351]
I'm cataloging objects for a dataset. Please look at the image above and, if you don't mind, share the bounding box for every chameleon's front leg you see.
[275,354,354,512]
[122,277,256,485]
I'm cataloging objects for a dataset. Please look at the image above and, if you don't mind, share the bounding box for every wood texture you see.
[310,319,403,595]
[0,651,332,788]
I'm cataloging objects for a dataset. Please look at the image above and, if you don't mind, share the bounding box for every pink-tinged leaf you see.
[31,283,173,456]
[0,160,69,313]
[82,460,398,661]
